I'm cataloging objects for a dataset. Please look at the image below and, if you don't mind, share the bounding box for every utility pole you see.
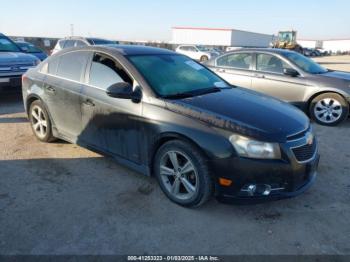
[70,24,74,36]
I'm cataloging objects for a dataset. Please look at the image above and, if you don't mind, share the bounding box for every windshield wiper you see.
[162,87,223,99]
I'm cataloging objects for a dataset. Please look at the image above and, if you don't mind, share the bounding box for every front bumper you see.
[210,135,319,204]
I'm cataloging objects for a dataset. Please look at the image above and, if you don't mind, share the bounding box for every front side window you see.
[0,36,21,52]
[217,53,252,69]
[75,40,87,47]
[56,51,89,81]
[282,52,328,74]
[128,54,229,97]
[89,53,132,90]
[256,53,292,74]
[17,42,42,53]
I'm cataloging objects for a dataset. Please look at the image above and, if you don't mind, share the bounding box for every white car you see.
[175,45,218,62]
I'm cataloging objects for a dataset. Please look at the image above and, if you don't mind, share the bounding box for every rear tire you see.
[309,93,349,126]
[154,140,213,207]
[29,100,56,142]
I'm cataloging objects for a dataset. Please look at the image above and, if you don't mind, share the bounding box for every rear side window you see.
[58,40,66,49]
[88,53,132,90]
[56,51,89,81]
[256,53,291,74]
[48,58,59,74]
[64,40,76,48]
[217,53,252,69]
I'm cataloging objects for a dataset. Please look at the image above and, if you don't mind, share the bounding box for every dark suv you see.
[0,33,40,91]
[22,45,319,207]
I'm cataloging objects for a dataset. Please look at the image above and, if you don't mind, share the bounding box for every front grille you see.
[292,141,317,162]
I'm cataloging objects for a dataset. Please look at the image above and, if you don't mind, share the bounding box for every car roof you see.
[227,48,296,55]
[57,44,176,56]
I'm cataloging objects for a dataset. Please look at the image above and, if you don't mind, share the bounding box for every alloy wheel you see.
[314,98,343,124]
[159,151,198,201]
[31,105,48,139]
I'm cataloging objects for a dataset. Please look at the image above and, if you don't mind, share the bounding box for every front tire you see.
[154,140,213,207]
[29,100,56,142]
[309,93,349,126]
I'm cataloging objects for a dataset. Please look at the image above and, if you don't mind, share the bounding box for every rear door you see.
[251,53,308,105]
[211,52,254,89]
[80,52,143,164]
[43,50,89,140]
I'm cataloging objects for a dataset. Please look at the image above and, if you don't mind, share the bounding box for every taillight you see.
[22,74,28,84]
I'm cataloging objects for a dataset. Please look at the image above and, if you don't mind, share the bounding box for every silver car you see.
[204,48,350,126]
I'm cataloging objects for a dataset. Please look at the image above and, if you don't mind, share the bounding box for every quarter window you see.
[56,51,89,81]
[217,53,252,69]
[256,54,292,74]
[89,53,132,90]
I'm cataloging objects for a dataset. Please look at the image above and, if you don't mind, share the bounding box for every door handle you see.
[44,85,55,92]
[83,99,95,107]
[254,73,265,79]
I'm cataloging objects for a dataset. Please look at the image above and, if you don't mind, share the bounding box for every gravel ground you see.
[0,58,349,255]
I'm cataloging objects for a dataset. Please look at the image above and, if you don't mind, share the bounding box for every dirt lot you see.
[0,57,350,255]
[314,55,350,71]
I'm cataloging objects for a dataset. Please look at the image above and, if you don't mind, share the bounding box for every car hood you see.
[165,88,309,143]
[0,52,37,65]
[319,71,350,81]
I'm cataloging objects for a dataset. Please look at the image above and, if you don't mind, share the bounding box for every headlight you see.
[229,134,281,159]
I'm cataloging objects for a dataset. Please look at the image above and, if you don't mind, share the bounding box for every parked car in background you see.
[22,45,319,207]
[15,41,48,61]
[303,48,318,57]
[0,33,40,91]
[175,45,218,62]
[51,36,119,55]
[204,48,350,126]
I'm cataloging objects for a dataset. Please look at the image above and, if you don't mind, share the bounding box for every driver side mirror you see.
[106,82,142,103]
[283,68,299,77]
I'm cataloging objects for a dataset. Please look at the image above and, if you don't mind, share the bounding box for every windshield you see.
[128,54,230,97]
[196,45,210,52]
[16,42,42,53]
[0,36,21,52]
[283,52,328,74]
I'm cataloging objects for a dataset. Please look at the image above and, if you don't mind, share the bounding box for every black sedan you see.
[22,45,319,207]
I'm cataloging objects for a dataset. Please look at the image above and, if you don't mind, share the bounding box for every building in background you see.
[298,38,350,53]
[172,27,274,48]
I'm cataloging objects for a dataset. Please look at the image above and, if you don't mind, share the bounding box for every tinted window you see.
[256,53,291,74]
[58,40,66,49]
[89,53,132,90]
[64,40,76,48]
[56,51,89,81]
[0,36,21,52]
[217,53,252,69]
[128,54,229,97]
[179,46,188,51]
[187,46,197,52]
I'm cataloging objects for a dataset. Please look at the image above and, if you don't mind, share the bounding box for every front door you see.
[251,53,308,106]
[79,52,143,164]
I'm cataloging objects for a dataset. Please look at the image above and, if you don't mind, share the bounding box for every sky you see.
[0,0,349,41]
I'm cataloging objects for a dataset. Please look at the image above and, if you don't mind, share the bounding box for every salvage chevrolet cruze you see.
[22,45,319,207]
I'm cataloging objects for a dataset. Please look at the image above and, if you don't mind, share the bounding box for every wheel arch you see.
[306,90,349,114]
[25,94,41,116]
[149,132,210,176]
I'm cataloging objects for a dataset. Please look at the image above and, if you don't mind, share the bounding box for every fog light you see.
[262,185,272,196]
[245,184,257,196]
